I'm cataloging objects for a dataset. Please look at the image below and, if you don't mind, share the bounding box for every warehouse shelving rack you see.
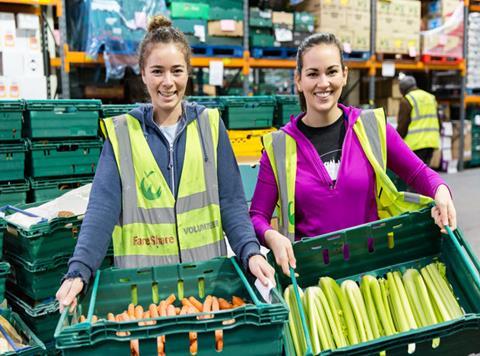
[46,0,477,170]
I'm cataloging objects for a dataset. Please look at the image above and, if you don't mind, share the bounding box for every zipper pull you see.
[168,145,174,170]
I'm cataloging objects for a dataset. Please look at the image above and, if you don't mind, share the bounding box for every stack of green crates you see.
[468,107,480,166]
[250,7,275,49]
[170,1,209,46]
[24,100,102,202]
[220,96,276,129]
[275,95,301,126]
[0,100,29,207]
[2,202,113,346]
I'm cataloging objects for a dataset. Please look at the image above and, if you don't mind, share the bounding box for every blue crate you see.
[251,47,297,59]
[191,44,243,57]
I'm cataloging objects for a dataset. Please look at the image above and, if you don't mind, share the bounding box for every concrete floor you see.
[441,167,480,258]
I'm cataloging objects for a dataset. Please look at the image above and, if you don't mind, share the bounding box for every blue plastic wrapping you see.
[82,0,167,79]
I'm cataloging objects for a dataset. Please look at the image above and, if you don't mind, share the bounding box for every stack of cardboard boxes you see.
[0,13,47,99]
[373,78,403,122]
[421,0,464,59]
[376,0,421,56]
[295,0,370,53]
[467,13,480,90]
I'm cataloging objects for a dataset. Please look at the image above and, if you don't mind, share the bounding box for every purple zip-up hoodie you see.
[250,104,447,244]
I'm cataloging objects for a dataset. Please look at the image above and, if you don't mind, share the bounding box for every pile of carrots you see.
[78,294,247,356]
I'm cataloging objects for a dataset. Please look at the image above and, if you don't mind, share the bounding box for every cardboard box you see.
[377,97,401,117]
[208,20,243,37]
[272,12,294,27]
[0,50,24,77]
[452,120,472,160]
[24,51,44,76]
[0,12,15,33]
[16,13,39,30]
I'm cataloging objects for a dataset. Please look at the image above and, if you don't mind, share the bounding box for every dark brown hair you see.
[138,15,192,73]
[296,33,345,112]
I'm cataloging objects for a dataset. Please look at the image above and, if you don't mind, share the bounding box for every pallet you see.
[251,46,298,59]
[376,52,420,62]
[421,54,463,65]
[191,44,243,57]
[343,51,371,61]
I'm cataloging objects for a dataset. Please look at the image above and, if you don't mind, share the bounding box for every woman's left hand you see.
[248,254,276,287]
[432,184,457,233]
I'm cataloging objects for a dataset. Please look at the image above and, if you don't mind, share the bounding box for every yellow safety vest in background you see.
[404,89,440,151]
[102,109,226,268]
[263,109,433,241]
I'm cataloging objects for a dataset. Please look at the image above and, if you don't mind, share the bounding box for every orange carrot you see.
[143,311,153,326]
[165,293,176,306]
[167,304,176,317]
[130,339,140,356]
[175,307,181,315]
[182,297,201,312]
[107,313,115,322]
[218,298,233,310]
[91,315,98,323]
[202,295,213,319]
[158,300,167,317]
[186,306,199,354]
[149,304,158,325]
[212,297,223,351]
[188,296,203,311]
[127,303,135,319]
[232,296,246,307]
[134,305,144,320]
[115,313,128,337]
[79,315,86,323]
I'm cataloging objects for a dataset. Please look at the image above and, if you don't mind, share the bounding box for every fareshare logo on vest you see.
[183,220,219,234]
[140,170,162,200]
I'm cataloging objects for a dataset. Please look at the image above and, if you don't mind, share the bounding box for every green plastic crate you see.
[275,95,301,126]
[0,179,29,207]
[170,2,209,20]
[28,139,102,178]
[205,35,243,46]
[3,201,84,264]
[24,100,101,139]
[0,308,46,355]
[187,96,224,112]
[0,100,24,141]
[6,289,60,344]
[209,6,244,20]
[0,261,10,301]
[100,104,140,118]
[172,18,207,35]
[29,176,93,202]
[249,8,273,28]
[0,141,27,182]
[55,257,289,355]
[6,252,113,301]
[272,208,480,355]
[220,96,275,129]
[294,12,314,32]
[250,32,275,47]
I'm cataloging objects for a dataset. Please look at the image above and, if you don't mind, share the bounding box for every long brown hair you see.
[138,15,192,73]
[296,33,345,112]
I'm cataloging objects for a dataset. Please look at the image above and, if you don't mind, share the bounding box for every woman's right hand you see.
[264,229,296,276]
[56,277,84,313]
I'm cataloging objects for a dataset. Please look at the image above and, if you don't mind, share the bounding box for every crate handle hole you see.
[343,244,350,261]
[322,249,330,265]
[311,244,323,251]
[407,343,416,354]
[431,338,440,349]
[367,238,375,253]
[203,269,213,274]
[183,264,198,270]
[387,232,395,249]
[136,268,151,275]
[152,282,159,304]
[131,284,138,305]
[198,277,205,299]
[327,234,342,241]
[119,278,130,283]
[178,279,184,300]
[372,222,386,230]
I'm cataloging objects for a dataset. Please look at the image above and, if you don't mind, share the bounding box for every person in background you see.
[397,75,441,165]
[249,33,457,276]
[56,15,275,312]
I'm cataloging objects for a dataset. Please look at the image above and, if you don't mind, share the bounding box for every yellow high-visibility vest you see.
[404,89,440,151]
[102,109,226,268]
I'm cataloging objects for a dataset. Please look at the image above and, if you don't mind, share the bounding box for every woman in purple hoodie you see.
[249,33,457,276]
